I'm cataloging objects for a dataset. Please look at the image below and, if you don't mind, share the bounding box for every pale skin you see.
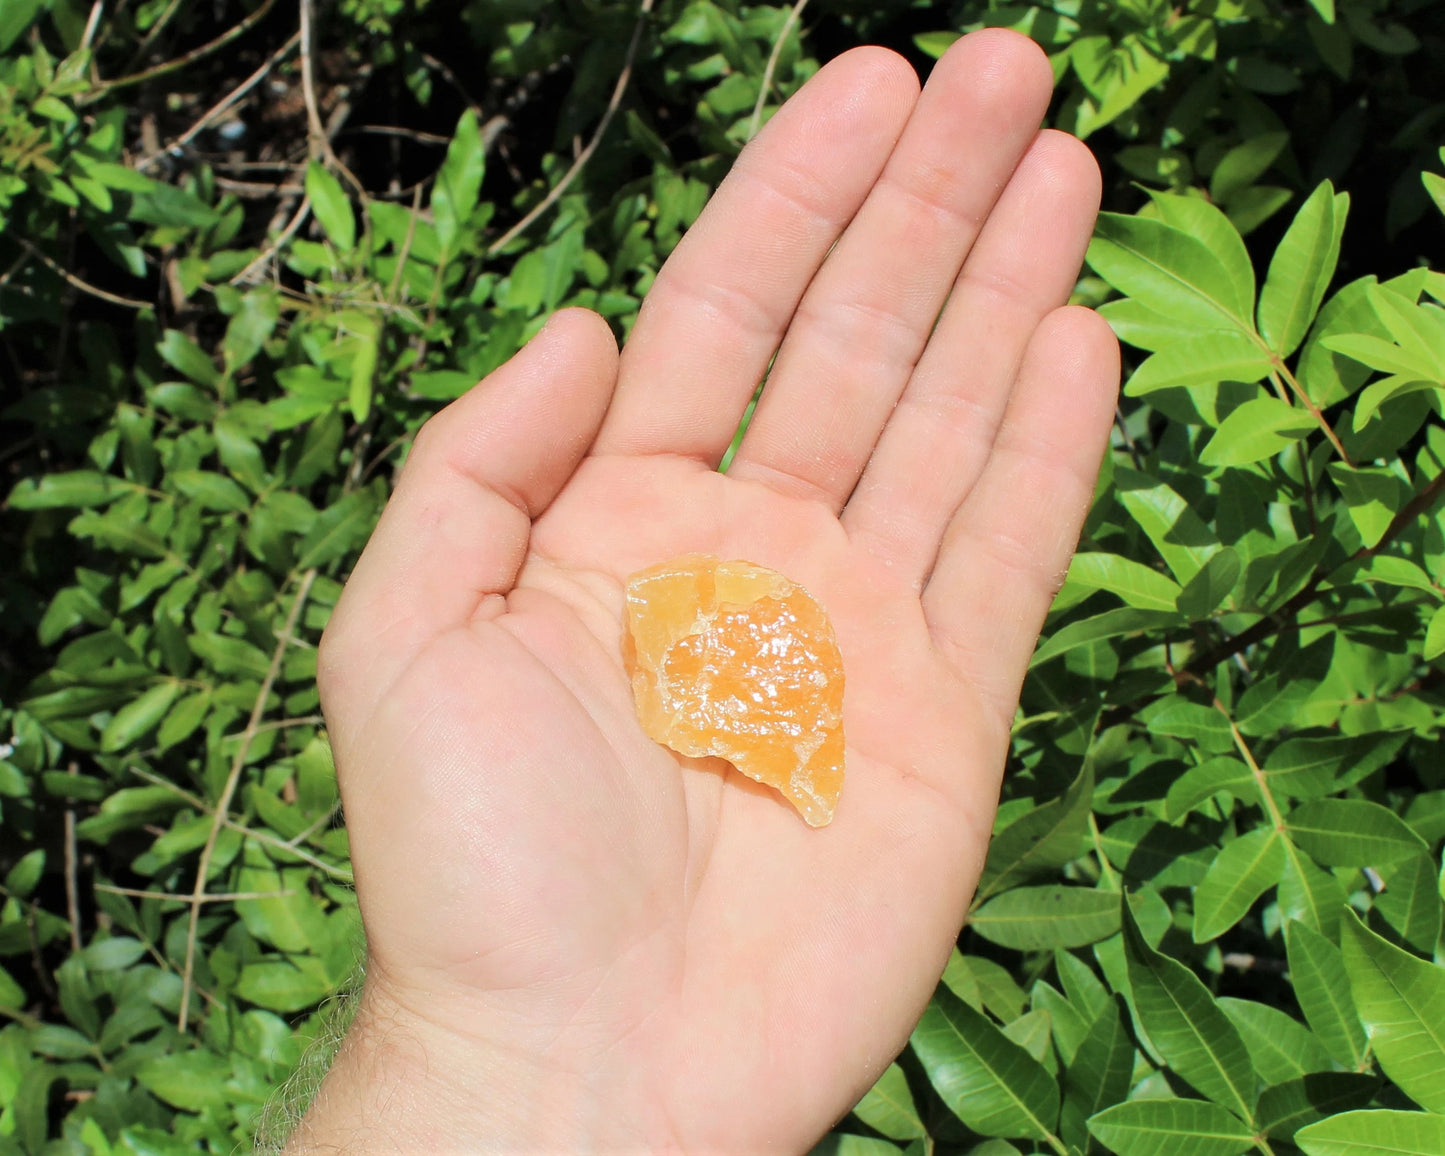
[289,28,1119,1156]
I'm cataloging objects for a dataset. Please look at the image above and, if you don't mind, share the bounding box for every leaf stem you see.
[1214,698,1286,833]
[1271,357,1354,467]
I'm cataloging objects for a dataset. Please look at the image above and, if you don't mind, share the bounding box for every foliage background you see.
[2,0,1445,1153]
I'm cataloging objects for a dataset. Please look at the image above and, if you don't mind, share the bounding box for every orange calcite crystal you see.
[622,554,845,826]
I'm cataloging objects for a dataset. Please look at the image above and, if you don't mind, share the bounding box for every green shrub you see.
[1,1,1444,1153]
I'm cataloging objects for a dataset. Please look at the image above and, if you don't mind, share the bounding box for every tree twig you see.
[230,195,312,286]
[80,1,105,52]
[64,763,82,954]
[178,569,317,1032]
[134,31,300,170]
[746,0,809,141]
[486,0,655,256]
[13,237,149,310]
[96,884,295,903]
[90,0,279,98]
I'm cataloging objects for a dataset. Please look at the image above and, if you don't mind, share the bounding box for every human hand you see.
[291,28,1118,1155]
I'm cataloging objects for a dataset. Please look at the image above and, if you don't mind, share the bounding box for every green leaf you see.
[295,489,378,569]
[1210,132,1289,205]
[157,330,220,388]
[1198,397,1316,467]
[1032,608,1181,668]
[1087,214,1251,329]
[1258,182,1345,358]
[81,936,147,971]
[235,865,328,954]
[433,109,485,256]
[971,887,1121,951]
[8,470,129,509]
[100,681,182,751]
[1114,465,1221,585]
[188,632,270,680]
[1366,285,1445,377]
[1164,756,1258,821]
[1425,605,1445,660]
[137,1050,232,1111]
[1423,172,1445,219]
[170,469,251,513]
[1176,548,1241,621]
[1192,827,1283,942]
[1376,855,1443,956]
[1279,842,1347,939]
[1297,1110,1445,1156]
[0,0,44,51]
[1353,374,1440,432]
[1341,907,1445,1112]
[910,984,1061,1142]
[305,161,356,252]
[1327,464,1413,549]
[1124,331,1273,397]
[1219,998,1333,1083]
[236,957,337,1012]
[1063,552,1183,611]
[1144,193,1256,318]
[1255,1073,1379,1140]
[1285,920,1368,1071]
[852,1063,925,1141]
[977,762,1094,901]
[1060,997,1135,1152]
[1146,701,1233,745]
[1087,1099,1253,1156]
[157,690,212,752]
[1286,799,1429,866]
[1264,734,1397,800]
[1122,897,1257,1121]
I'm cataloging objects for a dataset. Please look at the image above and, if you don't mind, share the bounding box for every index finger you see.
[592,46,919,464]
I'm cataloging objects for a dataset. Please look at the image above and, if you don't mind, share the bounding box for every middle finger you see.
[724,29,1054,508]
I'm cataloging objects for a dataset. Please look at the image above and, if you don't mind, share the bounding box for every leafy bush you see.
[2,1,1444,1154]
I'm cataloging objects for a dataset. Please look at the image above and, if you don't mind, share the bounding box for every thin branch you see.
[127,765,353,880]
[134,31,301,170]
[126,0,182,69]
[1272,359,1354,467]
[64,764,82,953]
[299,0,326,160]
[284,803,341,849]
[80,1,104,52]
[14,237,149,310]
[90,0,279,97]
[178,569,317,1032]
[97,884,295,904]
[746,0,809,141]
[230,195,312,286]
[1186,468,1445,675]
[487,0,655,256]
[346,124,450,146]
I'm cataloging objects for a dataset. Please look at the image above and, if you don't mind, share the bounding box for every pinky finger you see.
[922,305,1119,728]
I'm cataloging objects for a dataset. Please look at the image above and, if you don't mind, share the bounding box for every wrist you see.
[284,973,676,1155]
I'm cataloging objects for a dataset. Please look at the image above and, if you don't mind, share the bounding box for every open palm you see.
[304,30,1118,1155]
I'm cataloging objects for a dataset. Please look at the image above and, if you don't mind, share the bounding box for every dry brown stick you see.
[124,765,352,879]
[91,0,279,97]
[14,237,149,310]
[230,195,312,286]
[80,0,105,52]
[746,0,809,141]
[97,884,294,903]
[64,763,82,954]
[177,569,317,1032]
[487,0,655,256]
[134,31,301,170]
